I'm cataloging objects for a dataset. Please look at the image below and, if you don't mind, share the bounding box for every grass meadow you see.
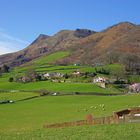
[0,123,140,140]
[0,94,140,139]
[0,94,140,132]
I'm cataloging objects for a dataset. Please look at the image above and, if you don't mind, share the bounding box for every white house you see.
[93,77,107,88]
[93,77,106,83]
[43,73,50,77]
[129,83,140,93]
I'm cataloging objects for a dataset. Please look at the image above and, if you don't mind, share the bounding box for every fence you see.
[43,116,116,128]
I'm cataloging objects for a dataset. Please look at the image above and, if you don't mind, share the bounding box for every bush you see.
[39,89,49,96]
[114,80,126,84]
[95,67,110,75]
[64,73,69,79]
[9,77,14,82]
[75,92,80,95]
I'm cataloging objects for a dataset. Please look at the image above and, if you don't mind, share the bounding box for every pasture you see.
[0,124,140,140]
[0,81,122,94]
[0,94,140,132]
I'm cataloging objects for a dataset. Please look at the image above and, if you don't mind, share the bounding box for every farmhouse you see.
[113,107,140,119]
[93,77,106,83]
[43,72,64,79]
[129,83,140,93]
[43,73,51,78]
[16,76,31,83]
[72,70,81,77]
[93,77,107,88]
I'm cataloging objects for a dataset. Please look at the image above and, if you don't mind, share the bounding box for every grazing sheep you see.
[90,106,94,109]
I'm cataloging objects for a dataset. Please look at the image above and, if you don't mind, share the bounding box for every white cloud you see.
[0,30,29,55]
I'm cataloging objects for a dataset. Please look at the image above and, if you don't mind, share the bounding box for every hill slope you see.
[58,22,137,65]
[0,29,95,66]
[0,22,140,67]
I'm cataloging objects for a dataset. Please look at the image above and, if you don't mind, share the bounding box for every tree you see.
[36,75,42,81]
[107,52,120,64]
[2,65,10,73]
[95,67,110,75]
[64,73,69,79]
[121,54,140,74]
[0,67,2,76]
[9,77,14,82]
[25,68,37,82]
[111,66,126,82]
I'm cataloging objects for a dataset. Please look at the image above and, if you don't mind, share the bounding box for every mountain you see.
[55,22,136,64]
[0,22,140,67]
[0,29,95,66]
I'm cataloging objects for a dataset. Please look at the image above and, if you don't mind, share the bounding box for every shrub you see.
[9,77,14,82]
[64,73,69,79]
[95,67,110,75]
[39,89,49,96]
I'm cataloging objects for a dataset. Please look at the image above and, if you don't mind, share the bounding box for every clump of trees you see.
[95,67,110,75]
[121,54,140,75]
[14,68,44,83]
[111,66,126,81]
[63,73,69,79]
[0,64,10,76]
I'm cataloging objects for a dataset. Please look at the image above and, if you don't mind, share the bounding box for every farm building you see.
[113,107,140,121]
[129,83,140,93]
[72,70,81,77]
[93,77,107,88]
[93,77,106,83]
[43,72,64,79]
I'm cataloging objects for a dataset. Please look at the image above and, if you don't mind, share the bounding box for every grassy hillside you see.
[0,81,122,94]
[11,50,123,75]
[14,51,70,72]
[32,51,70,65]
[0,52,125,94]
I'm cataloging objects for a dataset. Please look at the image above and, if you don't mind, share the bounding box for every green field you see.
[0,94,140,131]
[0,81,122,94]
[0,124,140,140]
[0,92,38,101]
[0,93,140,139]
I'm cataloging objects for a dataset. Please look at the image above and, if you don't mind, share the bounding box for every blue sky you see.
[0,0,140,55]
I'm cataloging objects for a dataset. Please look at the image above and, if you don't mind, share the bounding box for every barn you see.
[113,107,140,123]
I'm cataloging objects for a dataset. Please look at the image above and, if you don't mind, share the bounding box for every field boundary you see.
[0,90,124,96]
[43,116,118,128]
[43,110,140,129]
